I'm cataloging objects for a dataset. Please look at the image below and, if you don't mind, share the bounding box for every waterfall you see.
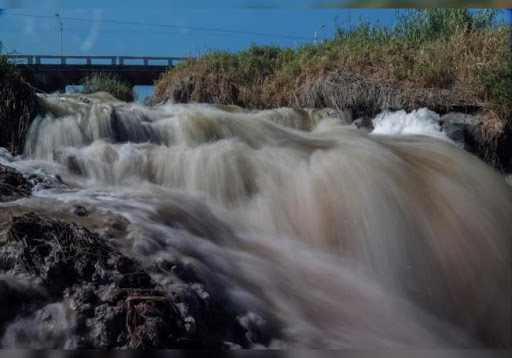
[2,92,510,348]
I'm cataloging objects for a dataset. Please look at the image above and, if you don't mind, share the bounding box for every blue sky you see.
[0,2,509,100]
[0,8,399,56]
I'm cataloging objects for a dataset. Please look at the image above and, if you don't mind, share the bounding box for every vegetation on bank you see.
[154,9,511,135]
[0,48,37,155]
[81,72,136,102]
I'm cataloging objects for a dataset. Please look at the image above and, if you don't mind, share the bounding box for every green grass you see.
[155,9,511,134]
[81,72,136,102]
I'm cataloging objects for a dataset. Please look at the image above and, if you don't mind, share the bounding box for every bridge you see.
[7,55,189,92]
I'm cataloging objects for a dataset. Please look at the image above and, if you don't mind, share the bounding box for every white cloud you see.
[176,18,190,35]
[80,8,102,52]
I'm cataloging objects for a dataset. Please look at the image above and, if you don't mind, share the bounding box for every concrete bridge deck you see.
[7,55,189,92]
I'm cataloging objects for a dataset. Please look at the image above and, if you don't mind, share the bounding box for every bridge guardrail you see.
[6,55,189,66]
[118,56,187,66]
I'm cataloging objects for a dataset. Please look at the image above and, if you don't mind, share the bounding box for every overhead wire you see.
[4,12,312,41]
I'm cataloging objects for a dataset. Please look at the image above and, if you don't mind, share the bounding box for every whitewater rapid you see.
[1,92,511,348]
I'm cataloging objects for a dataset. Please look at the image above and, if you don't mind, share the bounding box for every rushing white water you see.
[2,92,511,348]
[371,108,447,139]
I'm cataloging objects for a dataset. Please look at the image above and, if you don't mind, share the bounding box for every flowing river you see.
[1,92,511,348]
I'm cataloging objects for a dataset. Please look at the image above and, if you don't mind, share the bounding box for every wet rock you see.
[0,164,31,201]
[95,214,131,239]
[53,150,83,176]
[73,205,88,217]
[238,312,273,345]
[69,284,97,317]
[308,108,353,127]
[184,316,196,336]
[0,213,186,348]
[443,123,466,146]
[352,117,374,132]
[148,258,278,349]
[440,112,483,153]
[0,213,278,349]
[438,112,512,172]
[20,170,67,191]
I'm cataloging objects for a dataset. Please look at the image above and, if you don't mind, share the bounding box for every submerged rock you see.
[53,150,83,176]
[352,117,374,132]
[73,205,88,217]
[440,112,483,152]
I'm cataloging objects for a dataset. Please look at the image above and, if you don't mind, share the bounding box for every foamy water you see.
[372,108,447,139]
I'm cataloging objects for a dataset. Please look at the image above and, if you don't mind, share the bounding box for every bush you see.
[81,72,135,102]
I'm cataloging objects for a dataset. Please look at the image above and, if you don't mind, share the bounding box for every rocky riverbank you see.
[0,164,277,348]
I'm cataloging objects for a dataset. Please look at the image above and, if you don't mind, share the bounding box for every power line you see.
[5,12,312,40]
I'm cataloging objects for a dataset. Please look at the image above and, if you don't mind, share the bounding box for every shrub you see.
[81,72,136,102]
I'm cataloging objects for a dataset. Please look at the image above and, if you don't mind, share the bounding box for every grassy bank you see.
[0,50,37,155]
[154,9,511,135]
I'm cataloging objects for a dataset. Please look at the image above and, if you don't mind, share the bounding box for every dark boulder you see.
[0,212,184,348]
[440,112,512,173]
[440,112,483,152]
[0,164,31,201]
[73,205,88,217]
[0,212,279,349]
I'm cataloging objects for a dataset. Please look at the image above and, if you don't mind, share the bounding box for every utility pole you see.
[55,13,62,56]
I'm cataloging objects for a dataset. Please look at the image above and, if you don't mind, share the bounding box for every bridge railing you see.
[6,55,189,66]
[118,56,187,66]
